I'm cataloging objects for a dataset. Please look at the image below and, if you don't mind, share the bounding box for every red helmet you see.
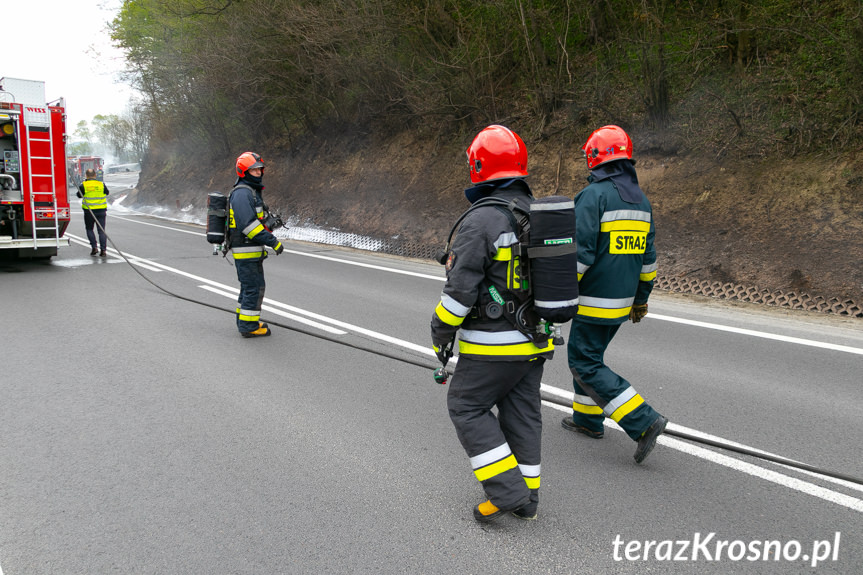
[581,125,632,169]
[466,125,528,184]
[236,151,264,178]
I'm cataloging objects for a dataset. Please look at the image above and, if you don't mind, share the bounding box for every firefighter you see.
[563,125,668,463]
[228,152,284,338]
[431,125,553,522]
[76,168,110,256]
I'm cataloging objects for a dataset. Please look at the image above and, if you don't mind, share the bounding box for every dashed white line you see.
[93,221,863,513]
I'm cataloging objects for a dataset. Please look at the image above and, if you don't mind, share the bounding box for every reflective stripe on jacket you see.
[81,179,108,210]
[573,162,656,325]
[228,183,280,261]
[431,181,554,361]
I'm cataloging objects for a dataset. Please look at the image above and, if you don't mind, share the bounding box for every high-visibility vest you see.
[81,179,107,210]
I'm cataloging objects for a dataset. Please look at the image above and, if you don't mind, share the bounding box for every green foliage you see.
[110,0,863,157]
[67,141,93,156]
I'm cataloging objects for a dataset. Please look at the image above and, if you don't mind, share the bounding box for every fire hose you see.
[86,209,863,488]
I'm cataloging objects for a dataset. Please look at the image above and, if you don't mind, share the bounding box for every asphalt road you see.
[1,191,862,574]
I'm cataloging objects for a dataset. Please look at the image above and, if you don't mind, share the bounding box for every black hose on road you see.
[541,390,863,486]
[88,212,863,488]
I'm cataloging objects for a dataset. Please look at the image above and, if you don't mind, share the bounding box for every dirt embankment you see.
[133,129,863,306]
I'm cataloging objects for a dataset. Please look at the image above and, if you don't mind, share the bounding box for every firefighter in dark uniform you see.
[563,125,668,463]
[77,168,109,256]
[229,152,284,338]
[431,125,552,522]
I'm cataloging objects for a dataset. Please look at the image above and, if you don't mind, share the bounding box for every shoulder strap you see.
[229,183,254,201]
[442,196,529,253]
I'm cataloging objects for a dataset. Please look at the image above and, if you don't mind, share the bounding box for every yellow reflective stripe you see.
[609,394,644,422]
[238,312,260,321]
[459,339,553,357]
[232,251,265,260]
[640,270,657,281]
[474,454,518,482]
[577,305,631,319]
[600,220,651,233]
[493,246,512,261]
[246,223,266,239]
[435,302,464,327]
[572,401,604,415]
[524,475,541,490]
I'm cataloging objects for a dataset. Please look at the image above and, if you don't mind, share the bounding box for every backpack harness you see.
[206,184,285,257]
[438,195,580,346]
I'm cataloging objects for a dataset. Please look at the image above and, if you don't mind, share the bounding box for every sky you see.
[2,0,138,129]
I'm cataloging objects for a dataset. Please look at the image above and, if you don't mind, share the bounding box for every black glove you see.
[273,242,284,255]
[630,303,648,323]
[432,338,454,366]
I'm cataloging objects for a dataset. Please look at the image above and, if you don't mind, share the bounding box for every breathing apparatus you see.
[207,191,286,257]
[436,193,579,349]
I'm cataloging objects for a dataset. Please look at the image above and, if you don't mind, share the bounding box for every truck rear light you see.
[35,207,69,220]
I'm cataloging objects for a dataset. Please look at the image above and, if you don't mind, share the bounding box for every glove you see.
[432,339,454,366]
[630,303,648,323]
[273,242,284,255]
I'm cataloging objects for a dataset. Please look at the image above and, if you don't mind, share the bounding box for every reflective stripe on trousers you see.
[235,259,266,333]
[447,356,544,509]
[567,321,659,440]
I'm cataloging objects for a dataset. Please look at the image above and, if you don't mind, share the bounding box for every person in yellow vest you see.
[76,168,110,256]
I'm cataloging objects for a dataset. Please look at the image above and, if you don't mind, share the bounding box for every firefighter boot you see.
[241,321,271,338]
[634,415,668,464]
[473,494,531,524]
[511,489,539,521]
[561,417,604,439]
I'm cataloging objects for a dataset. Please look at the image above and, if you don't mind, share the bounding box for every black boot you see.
[634,415,668,464]
[511,489,539,521]
[561,417,604,439]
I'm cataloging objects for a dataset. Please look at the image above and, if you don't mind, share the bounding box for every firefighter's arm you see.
[235,190,281,250]
[635,218,657,303]
[431,214,491,349]
[631,218,657,323]
[574,187,600,280]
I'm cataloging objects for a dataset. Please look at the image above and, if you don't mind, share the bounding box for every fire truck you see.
[68,155,104,187]
[0,77,70,258]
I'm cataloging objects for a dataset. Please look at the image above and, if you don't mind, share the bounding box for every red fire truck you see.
[0,77,70,258]
[68,155,104,187]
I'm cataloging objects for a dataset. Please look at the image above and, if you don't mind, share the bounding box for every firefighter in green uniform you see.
[431,125,552,522]
[563,125,668,463]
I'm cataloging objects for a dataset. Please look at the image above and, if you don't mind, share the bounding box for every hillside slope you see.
[133,128,863,310]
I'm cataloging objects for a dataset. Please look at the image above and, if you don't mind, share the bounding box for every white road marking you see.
[290,245,863,356]
[649,313,863,355]
[108,217,445,279]
[111,215,204,235]
[542,384,863,496]
[285,249,444,281]
[105,217,863,512]
[198,285,347,335]
[67,235,163,272]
